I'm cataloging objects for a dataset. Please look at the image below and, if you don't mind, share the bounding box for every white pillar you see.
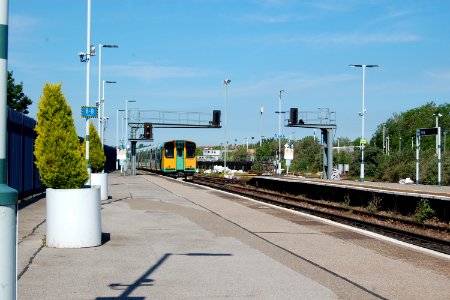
[438,126,442,186]
[0,1,19,298]
[416,134,420,185]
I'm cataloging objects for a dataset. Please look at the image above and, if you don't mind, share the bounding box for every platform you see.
[17,172,450,299]
[281,175,450,200]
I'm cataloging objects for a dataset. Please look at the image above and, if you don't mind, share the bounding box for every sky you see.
[7,0,450,148]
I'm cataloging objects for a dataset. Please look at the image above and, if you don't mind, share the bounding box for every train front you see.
[162,140,196,179]
[178,140,196,179]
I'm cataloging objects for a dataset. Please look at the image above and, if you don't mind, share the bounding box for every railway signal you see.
[212,110,221,127]
[289,108,298,125]
[144,123,152,139]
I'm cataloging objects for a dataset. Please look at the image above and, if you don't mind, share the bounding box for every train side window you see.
[165,142,174,158]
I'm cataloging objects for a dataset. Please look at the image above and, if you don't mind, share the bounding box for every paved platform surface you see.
[17,172,450,299]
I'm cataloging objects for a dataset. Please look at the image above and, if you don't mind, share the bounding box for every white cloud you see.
[9,14,38,32]
[108,62,214,81]
[232,72,353,97]
[9,14,38,44]
[278,32,422,45]
[369,9,415,24]
[425,69,450,81]
[239,13,307,24]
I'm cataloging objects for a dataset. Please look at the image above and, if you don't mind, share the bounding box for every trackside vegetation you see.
[247,102,450,185]
[34,83,88,189]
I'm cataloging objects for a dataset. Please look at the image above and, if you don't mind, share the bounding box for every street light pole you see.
[125,100,136,149]
[349,64,379,182]
[223,79,231,170]
[277,90,284,175]
[121,117,125,147]
[85,0,92,176]
[260,105,264,147]
[116,109,125,149]
[101,80,116,146]
[97,44,118,132]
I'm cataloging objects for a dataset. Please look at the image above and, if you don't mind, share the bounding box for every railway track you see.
[192,175,450,256]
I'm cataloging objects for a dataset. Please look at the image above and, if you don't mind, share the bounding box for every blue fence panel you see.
[7,108,44,198]
[7,109,24,194]
[22,115,38,195]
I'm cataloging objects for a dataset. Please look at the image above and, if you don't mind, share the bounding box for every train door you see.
[176,140,185,171]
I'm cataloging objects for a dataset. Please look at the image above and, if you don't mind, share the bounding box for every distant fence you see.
[7,108,43,198]
[7,108,117,198]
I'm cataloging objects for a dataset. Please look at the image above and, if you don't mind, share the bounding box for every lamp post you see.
[121,117,126,148]
[78,0,98,175]
[349,64,379,182]
[115,109,125,170]
[223,79,231,170]
[277,90,285,175]
[97,44,118,132]
[84,0,93,175]
[101,80,116,146]
[125,100,136,149]
[260,105,264,147]
[116,109,125,149]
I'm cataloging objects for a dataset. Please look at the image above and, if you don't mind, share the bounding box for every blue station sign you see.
[81,106,98,118]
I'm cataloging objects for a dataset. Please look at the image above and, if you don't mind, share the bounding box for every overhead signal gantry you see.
[286,108,337,179]
[126,109,221,175]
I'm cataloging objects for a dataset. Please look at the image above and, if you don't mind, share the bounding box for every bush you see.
[34,83,88,189]
[81,122,106,173]
[414,199,435,223]
[367,194,382,213]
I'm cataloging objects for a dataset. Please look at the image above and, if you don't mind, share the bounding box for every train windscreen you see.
[186,142,196,158]
[164,142,174,158]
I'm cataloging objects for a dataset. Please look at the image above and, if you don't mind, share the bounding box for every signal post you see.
[127,109,222,176]
[286,107,337,179]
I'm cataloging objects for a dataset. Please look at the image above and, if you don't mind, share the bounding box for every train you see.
[136,140,197,179]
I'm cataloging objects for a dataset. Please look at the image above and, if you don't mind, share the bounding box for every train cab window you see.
[177,148,184,157]
[164,142,174,158]
[186,142,196,158]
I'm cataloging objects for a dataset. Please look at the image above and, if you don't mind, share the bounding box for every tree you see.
[34,83,88,189]
[290,136,322,173]
[81,123,106,173]
[7,71,32,114]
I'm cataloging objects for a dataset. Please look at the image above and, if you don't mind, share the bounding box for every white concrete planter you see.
[91,173,108,200]
[46,186,102,248]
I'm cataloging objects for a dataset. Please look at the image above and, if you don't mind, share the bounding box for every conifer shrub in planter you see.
[81,123,108,200]
[34,83,101,248]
